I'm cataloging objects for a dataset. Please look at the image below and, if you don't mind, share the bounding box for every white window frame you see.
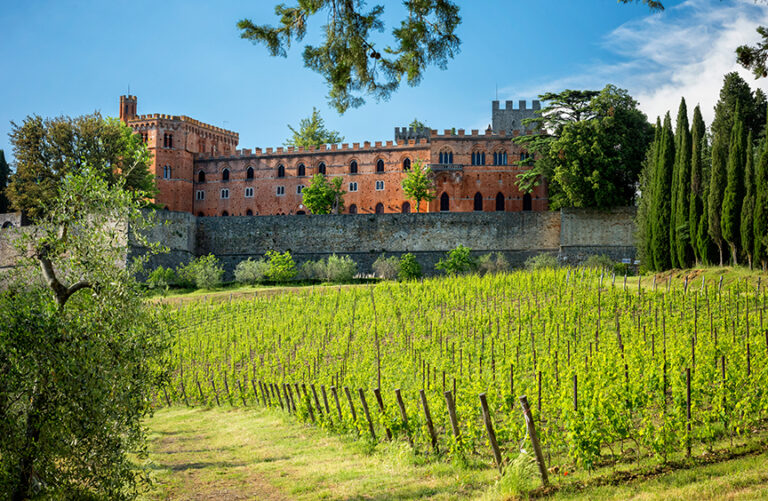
[220,188,229,199]
[245,187,254,198]
[196,190,205,201]
[375,180,384,191]
[276,186,285,196]
[349,182,358,192]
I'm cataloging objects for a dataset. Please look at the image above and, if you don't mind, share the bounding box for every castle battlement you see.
[491,98,540,135]
[492,99,541,111]
[128,113,238,138]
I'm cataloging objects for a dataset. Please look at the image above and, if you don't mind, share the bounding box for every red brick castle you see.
[119,95,547,216]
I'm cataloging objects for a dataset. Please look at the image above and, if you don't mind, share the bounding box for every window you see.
[349,204,357,214]
[440,192,450,211]
[376,159,385,173]
[375,203,384,214]
[473,192,483,211]
[197,212,204,217]
[222,169,230,181]
[375,180,384,191]
[349,182,358,192]
[520,152,532,163]
[494,151,508,165]
[245,187,254,198]
[163,165,171,179]
[318,162,326,175]
[276,186,285,196]
[297,185,305,194]
[350,160,358,174]
[523,193,532,211]
[2,221,14,229]
[298,164,306,176]
[403,158,411,171]
[246,209,253,216]
[496,192,505,211]
[246,166,254,179]
[163,133,173,148]
[277,164,285,178]
[471,152,485,166]
[438,150,454,164]
[141,132,148,143]
[196,190,205,200]
[222,210,229,217]
[198,171,206,183]
[220,188,230,199]
[401,202,411,213]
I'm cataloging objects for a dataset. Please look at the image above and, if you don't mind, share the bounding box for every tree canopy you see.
[301,173,345,214]
[0,150,10,214]
[6,113,156,220]
[401,159,436,212]
[285,108,344,148]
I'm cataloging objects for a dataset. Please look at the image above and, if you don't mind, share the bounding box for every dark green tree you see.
[301,173,345,214]
[635,118,660,269]
[721,109,746,265]
[0,150,10,214]
[238,1,461,113]
[672,98,692,268]
[711,73,766,145]
[650,113,675,270]
[708,133,728,265]
[401,159,436,212]
[738,26,768,78]
[688,106,709,264]
[6,113,155,220]
[755,123,768,270]
[409,118,428,130]
[741,131,756,268]
[285,108,344,148]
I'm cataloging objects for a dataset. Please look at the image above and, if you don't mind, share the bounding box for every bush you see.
[234,258,269,285]
[298,259,324,281]
[176,254,224,289]
[582,254,615,271]
[398,253,422,281]
[436,245,476,275]
[477,252,510,275]
[325,254,357,282]
[524,253,559,270]
[146,265,177,290]
[373,255,399,280]
[266,250,297,282]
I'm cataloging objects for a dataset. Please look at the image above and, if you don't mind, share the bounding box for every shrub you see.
[373,255,399,280]
[298,259,324,280]
[176,254,224,289]
[234,258,269,285]
[524,253,558,270]
[146,265,177,290]
[582,254,615,271]
[398,253,422,281]
[435,245,476,275]
[477,252,510,275]
[325,254,357,282]
[266,250,297,282]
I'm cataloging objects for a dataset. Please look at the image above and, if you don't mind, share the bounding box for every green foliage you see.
[0,150,10,213]
[6,114,156,220]
[301,173,345,215]
[238,1,461,113]
[755,127,768,269]
[401,159,436,212]
[721,111,746,265]
[708,132,728,265]
[477,252,510,275]
[635,118,660,269]
[672,98,693,268]
[524,252,558,270]
[177,255,225,290]
[398,253,422,281]
[409,118,428,130]
[650,113,675,270]
[0,166,170,499]
[711,73,766,143]
[488,453,539,499]
[285,108,344,148]
[582,254,615,271]
[266,250,297,282]
[741,133,756,268]
[435,245,476,275]
[372,255,399,280]
[234,258,270,285]
[689,106,709,265]
[737,26,768,79]
[146,265,178,290]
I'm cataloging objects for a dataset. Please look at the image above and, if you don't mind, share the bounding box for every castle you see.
[119,96,547,216]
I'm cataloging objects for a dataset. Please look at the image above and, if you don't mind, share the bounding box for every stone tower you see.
[491,100,541,135]
[119,95,138,122]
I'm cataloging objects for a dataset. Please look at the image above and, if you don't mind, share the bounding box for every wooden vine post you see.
[358,388,377,441]
[395,388,414,447]
[479,393,502,472]
[419,389,439,454]
[444,391,461,441]
[373,387,392,440]
[519,395,549,487]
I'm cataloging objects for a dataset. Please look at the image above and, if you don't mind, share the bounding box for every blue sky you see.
[1,0,766,164]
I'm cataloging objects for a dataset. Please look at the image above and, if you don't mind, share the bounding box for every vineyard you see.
[157,269,768,480]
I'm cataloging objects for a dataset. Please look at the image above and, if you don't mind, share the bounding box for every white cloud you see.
[501,0,768,126]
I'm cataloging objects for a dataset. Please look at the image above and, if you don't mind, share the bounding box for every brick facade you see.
[120,96,548,216]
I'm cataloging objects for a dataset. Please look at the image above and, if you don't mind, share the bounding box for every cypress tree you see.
[637,118,661,269]
[689,106,707,264]
[651,113,675,270]
[754,112,768,271]
[673,98,692,268]
[721,108,746,265]
[708,132,728,266]
[0,150,10,214]
[740,132,755,268]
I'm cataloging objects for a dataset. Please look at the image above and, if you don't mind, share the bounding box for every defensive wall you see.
[129,208,637,279]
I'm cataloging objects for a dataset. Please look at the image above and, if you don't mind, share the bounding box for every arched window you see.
[523,193,532,211]
[376,159,385,173]
[375,202,384,214]
[298,164,306,176]
[197,212,204,217]
[440,192,450,212]
[496,192,505,211]
[401,202,411,213]
[403,158,411,171]
[246,209,253,216]
[246,166,254,179]
[296,210,306,215]
[349,204,357,214]
[473,192,483,211]
[494,151,507,165]
[163,165,171,179]
[471,152,485,166]
[277,164,285,178]
[198,171,206,183]
[222,169,230,181]
[318,162,326,175]
[2,221,13,229]
[222,210,229,217]
[350,160,358,174]
[438,150,454,164]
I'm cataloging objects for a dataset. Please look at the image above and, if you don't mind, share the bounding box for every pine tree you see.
[754,112,768,270]
[689,106,707,264]
[651,113,675,270]
[673,98,692,268]
[741,132,756,268]
[721,108,746,265]
[708,133,728,266]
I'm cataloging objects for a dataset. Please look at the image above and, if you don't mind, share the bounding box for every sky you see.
[1,0,767,165]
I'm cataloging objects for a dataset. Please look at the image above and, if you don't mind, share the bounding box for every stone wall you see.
[129,211,197,272]
[559,207,637,265]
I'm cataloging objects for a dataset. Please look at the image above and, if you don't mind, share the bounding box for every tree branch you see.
[37,245,92,309]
